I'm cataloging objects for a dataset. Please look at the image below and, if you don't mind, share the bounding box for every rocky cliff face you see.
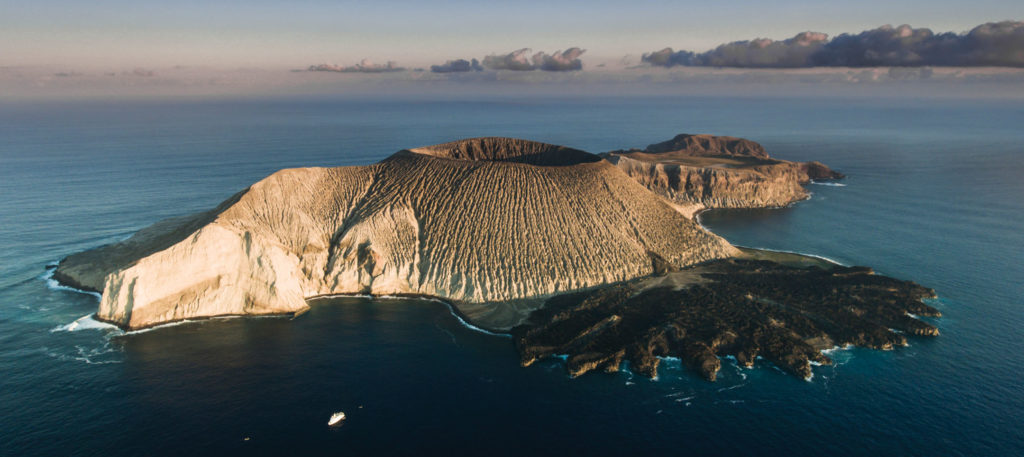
[56,138,738,330]
[604,134,843,214]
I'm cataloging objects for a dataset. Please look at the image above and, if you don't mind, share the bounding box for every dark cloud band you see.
[309,60,405,73]
[643,21,1024,68]
[430,58,484,73]
[482,48,586,71]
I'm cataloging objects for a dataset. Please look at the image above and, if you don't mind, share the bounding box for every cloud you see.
[309,59,405,73]
[430,58,483,73]
[482,48,536,71]
[535,47,586,71]
[643,31,829,68]
[643,21,1024,68]
[482,48,586,71]
[961,21,1024,66]
[812,22,1024,67]
[642,48,697,67]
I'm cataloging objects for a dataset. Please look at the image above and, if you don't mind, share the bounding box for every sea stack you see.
[55,137,738,330]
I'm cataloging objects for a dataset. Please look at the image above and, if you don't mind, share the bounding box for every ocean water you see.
[1,95,1022,456]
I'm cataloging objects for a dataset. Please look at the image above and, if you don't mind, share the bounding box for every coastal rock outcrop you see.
[603,134,843,215]
[513,258,940,381]
[55,137,738,330]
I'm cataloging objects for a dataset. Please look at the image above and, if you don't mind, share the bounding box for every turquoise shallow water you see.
[1,95,1022,456]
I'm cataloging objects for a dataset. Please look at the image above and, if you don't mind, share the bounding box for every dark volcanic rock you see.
[512,259,940,381]
[803,161,845,180]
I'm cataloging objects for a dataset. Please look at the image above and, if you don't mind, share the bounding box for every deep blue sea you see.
[1,95,1022,456]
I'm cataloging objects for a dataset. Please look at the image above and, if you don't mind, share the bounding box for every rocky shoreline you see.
[53,240,942,383]
[512,257,939,381]
[50,133,943,383]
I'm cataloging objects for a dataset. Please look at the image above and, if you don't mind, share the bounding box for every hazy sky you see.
[1,0,1020,69]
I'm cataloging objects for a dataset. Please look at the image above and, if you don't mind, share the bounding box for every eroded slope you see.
[56,138,738,329]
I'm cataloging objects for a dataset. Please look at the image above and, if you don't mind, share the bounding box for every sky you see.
[1,0,1021,69]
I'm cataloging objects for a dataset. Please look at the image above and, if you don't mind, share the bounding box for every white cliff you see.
[55,138,739,330]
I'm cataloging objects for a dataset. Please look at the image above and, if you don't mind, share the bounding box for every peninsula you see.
[54,135,940,381]
[604,134,842,216]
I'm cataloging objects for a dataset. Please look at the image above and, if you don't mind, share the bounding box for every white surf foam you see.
[40,266,101,299]
[42,341,123,365]
[436,302,512,338]
[656,356,682,370]
[722,356,751,379]
[122,314,294,335]
[821,344,854,355]
[743,247,847,266]
[717,382,747,393]
[51,314,121,334]
[123,318,212,335]
[806,178,847,185]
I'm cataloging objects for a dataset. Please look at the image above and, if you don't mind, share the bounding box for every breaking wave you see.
[809,181,847,187]
[40,265,101,300]
[51,314,121,333]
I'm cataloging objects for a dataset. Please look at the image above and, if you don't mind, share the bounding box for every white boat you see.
[328,411,346,426]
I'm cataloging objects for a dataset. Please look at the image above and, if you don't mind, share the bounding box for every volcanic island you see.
[53,134,940,381]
